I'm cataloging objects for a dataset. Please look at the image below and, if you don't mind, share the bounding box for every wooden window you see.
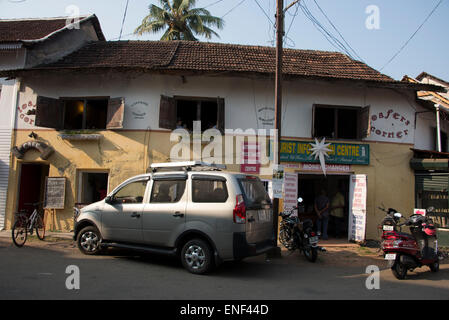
[312,104,371,140]
[159,95,225,132]
[35,96,125,130]
[35,96,63,129]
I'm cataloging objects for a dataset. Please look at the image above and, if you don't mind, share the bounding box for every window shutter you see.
[217,97,225,133]
[159,95,176,130]
[106,97,125,129]
[311,104,316,138]
[358,105,371,139]
[35,96,63,129]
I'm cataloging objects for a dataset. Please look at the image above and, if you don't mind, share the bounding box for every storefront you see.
[279,139,370,242]
[410,149,449,246]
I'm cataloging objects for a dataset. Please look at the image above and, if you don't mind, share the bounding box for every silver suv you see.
[73,161,275,274]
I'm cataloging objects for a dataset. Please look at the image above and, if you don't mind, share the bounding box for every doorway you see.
[298,174,350,239]
[17,163,49,218]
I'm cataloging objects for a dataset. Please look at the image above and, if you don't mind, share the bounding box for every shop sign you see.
[421,191,449,216]
[348,175,367,242]
[300,163,351,173]
[283,172,298,215]
[279,140,369,165]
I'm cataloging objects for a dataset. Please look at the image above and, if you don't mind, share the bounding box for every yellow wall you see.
[6,130,415,240]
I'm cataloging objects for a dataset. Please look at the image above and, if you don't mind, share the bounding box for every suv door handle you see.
[131,212,141,218]
[173,212,184,218]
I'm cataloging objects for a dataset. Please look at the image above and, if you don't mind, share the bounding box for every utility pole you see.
[270,0,284,258]
[270,0,300,258]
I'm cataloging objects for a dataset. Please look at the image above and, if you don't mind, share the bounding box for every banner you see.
[348,174,367,242]
[283,172,298,216]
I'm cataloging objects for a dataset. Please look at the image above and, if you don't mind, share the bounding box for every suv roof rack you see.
[150,161,226,172]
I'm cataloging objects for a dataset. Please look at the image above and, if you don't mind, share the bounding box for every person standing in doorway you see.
[330,186,345,238]
[314,189,330,240]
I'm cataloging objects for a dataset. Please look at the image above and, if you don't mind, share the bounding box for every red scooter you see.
[380,207,441,280]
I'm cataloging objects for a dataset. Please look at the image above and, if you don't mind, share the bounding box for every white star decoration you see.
[310,138,332,176]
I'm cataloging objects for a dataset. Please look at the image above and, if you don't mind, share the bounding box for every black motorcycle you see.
[279,198,325,262]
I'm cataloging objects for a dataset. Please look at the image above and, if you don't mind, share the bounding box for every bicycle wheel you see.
[12,219,28,247]
[35,213,46,240]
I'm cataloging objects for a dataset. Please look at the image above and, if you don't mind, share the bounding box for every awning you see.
[410,158,449,171]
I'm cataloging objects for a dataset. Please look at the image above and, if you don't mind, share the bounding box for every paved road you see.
[0,238,448,300]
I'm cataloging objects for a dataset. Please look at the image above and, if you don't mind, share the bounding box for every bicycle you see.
[11,201,46,247]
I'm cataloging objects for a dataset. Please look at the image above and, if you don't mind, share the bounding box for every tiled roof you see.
[0,15,105,43]
[32,40,394,83]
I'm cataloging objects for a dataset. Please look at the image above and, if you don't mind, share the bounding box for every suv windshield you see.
[238,177,271,208]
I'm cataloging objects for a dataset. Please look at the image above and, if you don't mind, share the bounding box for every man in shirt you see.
[314,189,330,240]
[330,187,345,238]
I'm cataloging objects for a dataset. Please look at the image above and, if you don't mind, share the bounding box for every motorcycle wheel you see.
[429,261,439,273]
[303,246,318,262]
[391,261,407,280]
[279,226,295,251]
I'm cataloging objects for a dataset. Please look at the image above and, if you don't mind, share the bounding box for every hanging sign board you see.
[348,174,367,242]
[44,177,66,209]
[283,172,298,216]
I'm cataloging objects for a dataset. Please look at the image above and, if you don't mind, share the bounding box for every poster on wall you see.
[283,172,298,216]
[272,165,284,199]
[348,174,367,242]
[44,177,66,209]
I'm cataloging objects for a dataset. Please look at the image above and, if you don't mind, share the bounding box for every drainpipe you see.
[435,103,441,152]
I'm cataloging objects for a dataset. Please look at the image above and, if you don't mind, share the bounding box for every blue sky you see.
[1,0,448,81]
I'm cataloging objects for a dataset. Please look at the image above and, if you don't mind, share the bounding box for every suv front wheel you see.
[77,226,103,255]
[181,239,213,274]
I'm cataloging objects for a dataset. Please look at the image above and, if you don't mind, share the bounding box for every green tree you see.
[135,0,224,41]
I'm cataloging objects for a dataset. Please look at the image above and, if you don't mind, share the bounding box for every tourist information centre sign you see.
[279,140,370,165]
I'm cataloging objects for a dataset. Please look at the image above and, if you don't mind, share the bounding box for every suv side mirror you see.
[105,196,115,204]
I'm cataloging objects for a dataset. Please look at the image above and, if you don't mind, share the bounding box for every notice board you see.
[44,177,66,209]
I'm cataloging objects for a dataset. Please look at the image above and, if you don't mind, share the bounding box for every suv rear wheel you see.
[181,239,213,274]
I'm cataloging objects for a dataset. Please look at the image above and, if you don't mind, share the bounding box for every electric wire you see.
[254,0,275,26]
[119,0,130,41]
[221,0,248,18]
[204,0,225,9]
[299,0,356,60]
[380,0,444,71]
[311,0,364,62]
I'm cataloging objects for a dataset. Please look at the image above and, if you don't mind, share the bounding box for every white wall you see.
[16,72,422,146]
[0,78,18,230]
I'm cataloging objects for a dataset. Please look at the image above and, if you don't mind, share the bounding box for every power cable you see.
[119,0,130,41]
[299,1,356,59]
[204,0,225,9]
[312,0,364,62]
[254,0,275,26]
[221,0,248,18]
[380,0,444,71]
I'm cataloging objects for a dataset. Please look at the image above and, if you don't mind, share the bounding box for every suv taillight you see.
[233,194,246,224]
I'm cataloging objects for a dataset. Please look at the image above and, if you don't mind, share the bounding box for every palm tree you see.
[135,0,224,41]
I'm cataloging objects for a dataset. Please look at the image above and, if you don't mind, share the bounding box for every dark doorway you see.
[17,163,49,218]
[298,174,350,239]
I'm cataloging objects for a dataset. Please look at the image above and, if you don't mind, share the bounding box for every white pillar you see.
[435,103,441,152]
